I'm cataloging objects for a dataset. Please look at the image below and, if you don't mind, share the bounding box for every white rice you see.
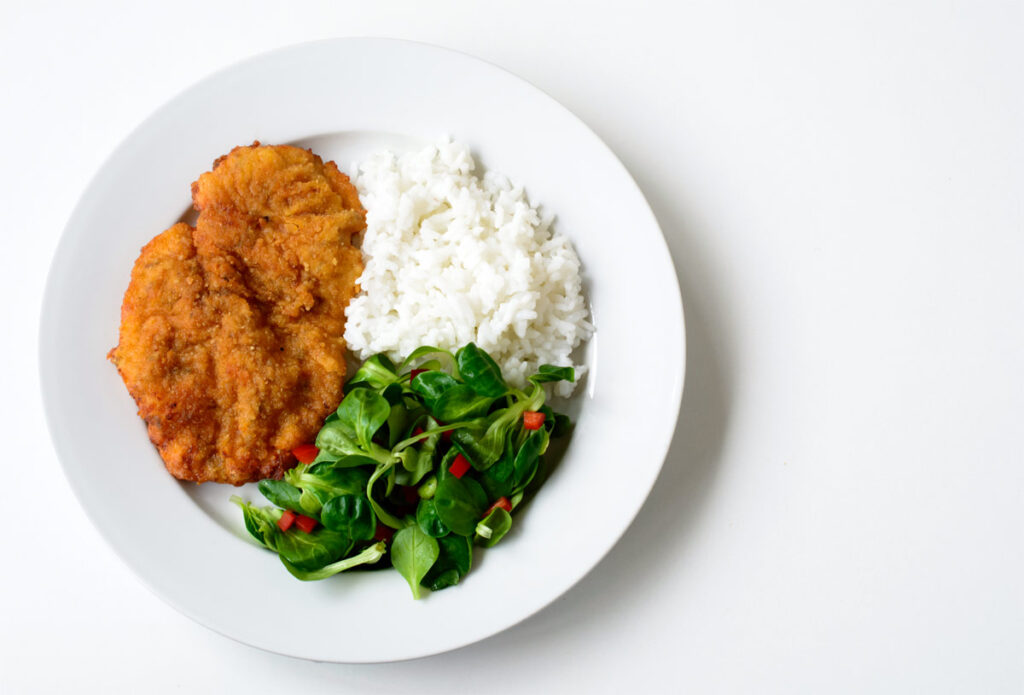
[344,139,593,397]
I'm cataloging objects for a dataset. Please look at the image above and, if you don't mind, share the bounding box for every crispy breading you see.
[109,144,365,485]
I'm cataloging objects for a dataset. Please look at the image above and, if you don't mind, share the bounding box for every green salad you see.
[232,343,573,598]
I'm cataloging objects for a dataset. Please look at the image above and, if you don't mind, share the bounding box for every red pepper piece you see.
[523,411,545,430]
[483,496,512,517]
[448,453,471,479]
[292,443,319,463]
[294,514,318,533]
[277,509,296,532]
[410,368,428,382]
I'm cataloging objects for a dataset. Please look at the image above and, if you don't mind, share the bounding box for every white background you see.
[3,1,1021,693]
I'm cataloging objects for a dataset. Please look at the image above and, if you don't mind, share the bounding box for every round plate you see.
[40,38,684,663]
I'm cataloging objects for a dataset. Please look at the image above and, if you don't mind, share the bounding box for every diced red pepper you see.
[373,523,394,542]
[412,426,425,437]
[292,443,319,463]
[294,514,318,533]
[484,496,512,517]
[449,453,471,479]
[277,509,296,532]
[523,411,545,430]
[410,368,428,382]
[401,485,420,504]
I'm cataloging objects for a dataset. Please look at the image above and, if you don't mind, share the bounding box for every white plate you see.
[39,38,684,663]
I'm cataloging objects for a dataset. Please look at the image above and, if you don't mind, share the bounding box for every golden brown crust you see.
[109,144,365,485]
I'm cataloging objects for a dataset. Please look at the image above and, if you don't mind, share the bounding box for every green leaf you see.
[456,343,508,397]
[232,497,356,571]
[328,454,384,469]
[321,494,376,540]
[431,384,494,422]
[434,476,488,536]
[336,389,391,451]
[381,382,405,406]
[422,534,473,591]
[257,480,304,514]
[346,354,399,390]
[367,461,406,530]
[474,507,512,547]
[386,401,408,448]
[426,569,459,590]
[273,525,354,571]
[399,345,457,371]
[283,464,371,515]
[397,448,432,486]
[315,418,392,466]
[451,409,515,471]
[528,364,575,385]
[453,384,546,470]
[292,462,370,496]
[513,428,550,490]
[396,417,441,484]
[415,499,450,538]
[314,421,366,459]
[410,358,442,373]
[436,447,459,481]
[552,412,573,437]
[281,541,387,581]
[411,371,459,410]
[479,434,516,499]
[231,496,281,547]
[391,525,440,599]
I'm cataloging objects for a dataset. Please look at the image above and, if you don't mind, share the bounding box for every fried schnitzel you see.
[109,144,365,485]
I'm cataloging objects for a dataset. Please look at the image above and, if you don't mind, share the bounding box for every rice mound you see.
[344,140,593,396]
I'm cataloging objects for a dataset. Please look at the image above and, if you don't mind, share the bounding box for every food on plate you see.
[109,144,366,485]
[108,136,592,596]
[232,342,574,598]
[345,140,592,397]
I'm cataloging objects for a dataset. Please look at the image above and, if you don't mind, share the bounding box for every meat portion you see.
[109,144,365,485]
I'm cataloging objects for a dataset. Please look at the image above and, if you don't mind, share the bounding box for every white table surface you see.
[3,1,1021,692]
